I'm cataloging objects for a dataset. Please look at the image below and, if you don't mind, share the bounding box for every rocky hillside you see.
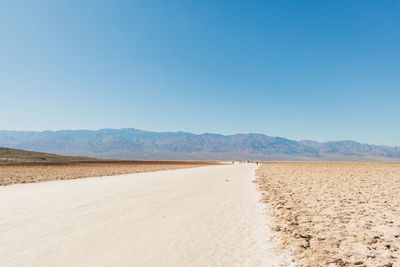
[0,147,98,163]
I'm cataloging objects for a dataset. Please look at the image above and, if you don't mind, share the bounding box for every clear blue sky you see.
[1,0,399,145]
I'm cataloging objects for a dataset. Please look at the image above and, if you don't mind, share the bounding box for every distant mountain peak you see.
[0,128,399,162]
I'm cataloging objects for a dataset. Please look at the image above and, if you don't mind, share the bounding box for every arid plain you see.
[256,162,400,266]
[0,147,218,186]
[0,161,217,186]
[2,154,400,266]
[0,164,287,266]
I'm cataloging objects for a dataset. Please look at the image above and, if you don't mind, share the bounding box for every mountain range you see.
[0,128,399,161]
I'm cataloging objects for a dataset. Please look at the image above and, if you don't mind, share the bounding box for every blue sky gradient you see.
[1,0,399,145]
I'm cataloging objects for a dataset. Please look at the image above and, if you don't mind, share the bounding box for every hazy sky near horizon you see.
[1,1,400,145]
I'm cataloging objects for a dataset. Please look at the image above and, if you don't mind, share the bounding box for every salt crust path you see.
[0,164,284,266]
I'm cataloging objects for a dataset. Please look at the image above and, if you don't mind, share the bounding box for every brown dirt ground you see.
[0,161,218,186]
[256,162,400,267]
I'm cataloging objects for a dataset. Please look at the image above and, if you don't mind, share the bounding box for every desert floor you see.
[0,164,286,266]
[0,161,217,186]
[256,162,400,267]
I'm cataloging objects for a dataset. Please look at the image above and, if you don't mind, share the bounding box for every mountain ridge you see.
[0,128,399,161]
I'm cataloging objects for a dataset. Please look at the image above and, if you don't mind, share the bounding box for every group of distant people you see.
[232,161,259,165]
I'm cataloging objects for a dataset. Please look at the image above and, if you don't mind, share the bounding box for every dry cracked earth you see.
[256,162,400,267]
